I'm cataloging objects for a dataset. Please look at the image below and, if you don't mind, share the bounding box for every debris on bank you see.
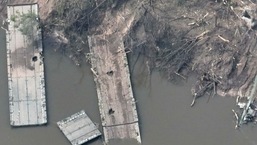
[233,75,257,128]
[40,0,257,106]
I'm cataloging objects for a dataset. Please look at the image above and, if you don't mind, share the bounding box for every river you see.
[1,18,257,145]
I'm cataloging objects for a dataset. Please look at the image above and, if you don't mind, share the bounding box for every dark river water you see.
[1,18,257,145]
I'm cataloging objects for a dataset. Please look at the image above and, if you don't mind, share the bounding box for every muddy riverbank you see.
[1,17,257,145]
[2,0,257,102]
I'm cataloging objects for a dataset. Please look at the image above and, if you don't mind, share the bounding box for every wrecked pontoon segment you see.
[6,3,47,126]
[88,33,141,143]
[57,110,101,145]
[233,76,257,128]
